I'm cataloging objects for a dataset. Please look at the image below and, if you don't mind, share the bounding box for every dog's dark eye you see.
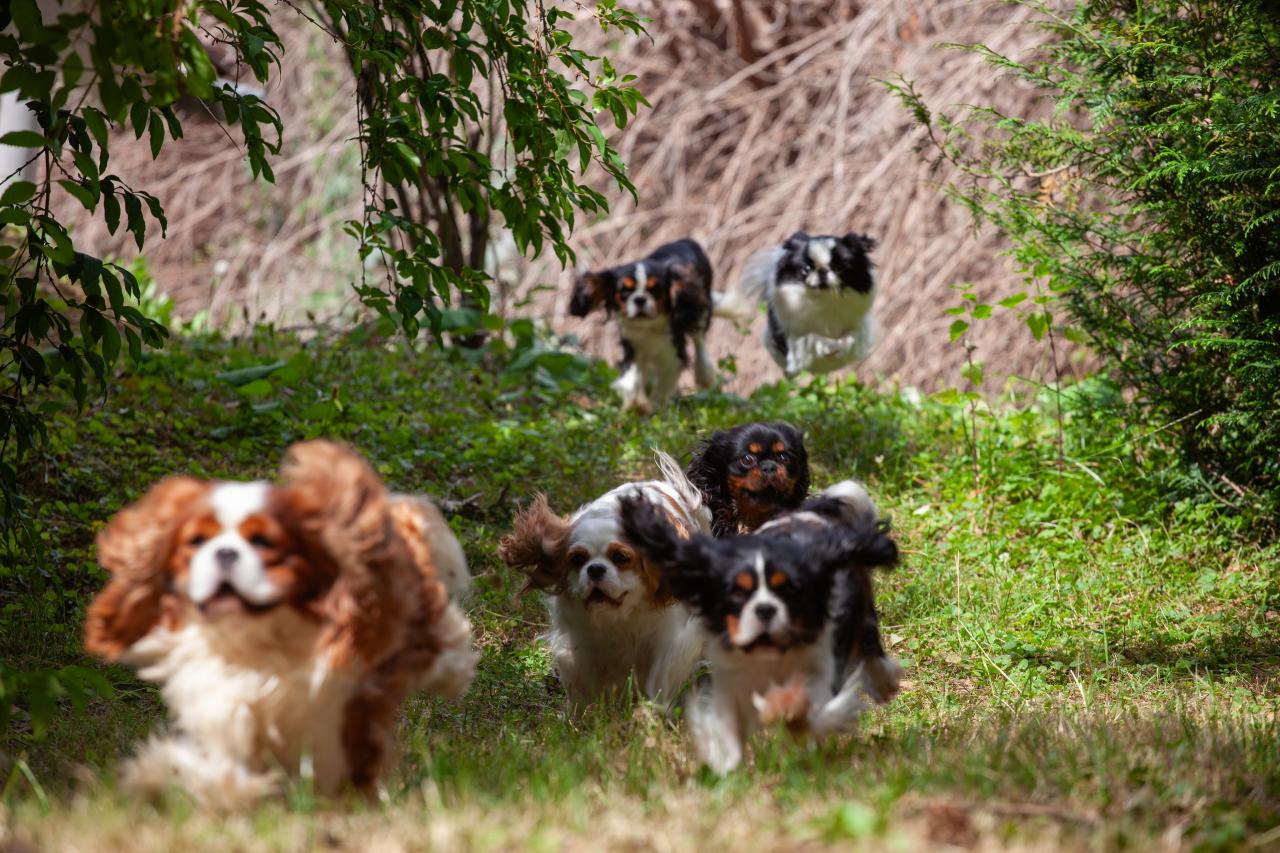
[569,552,588,568]
[776,451,789,463]
[188,533,207,546]
[249,533,273,549]
[612,550,630,565]
[740,453,757,467]
[799,262,812,274]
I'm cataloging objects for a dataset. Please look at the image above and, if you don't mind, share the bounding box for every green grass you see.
[3,326,1279,850]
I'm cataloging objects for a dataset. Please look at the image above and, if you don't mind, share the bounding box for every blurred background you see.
[55,0,1076,394]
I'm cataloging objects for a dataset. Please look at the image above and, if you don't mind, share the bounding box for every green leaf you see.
[9,0,43,42]
[949,319,969,341]
[0,180,36,206]
[216,361,287,387]
[83,109,109,151]
[129,101,148,138]
[123,192,144,249]
[147,113,164,158]
[100,322,120,366]
[41,218,75,264]
[57,179,97,212]
[236,378,273,398]
[102,189,120,233]
[0,130,47,148]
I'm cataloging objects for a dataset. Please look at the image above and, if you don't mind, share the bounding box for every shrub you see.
[892,0,1280,519]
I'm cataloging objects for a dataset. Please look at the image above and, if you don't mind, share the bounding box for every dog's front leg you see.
[692,332,716,390]
[810,331,868,363]
[642,616,702,707]
[419,602,479,700]
[612,362,651,414]
[689,685,744,773]
[784,336,816,377]
[808,666,871,738]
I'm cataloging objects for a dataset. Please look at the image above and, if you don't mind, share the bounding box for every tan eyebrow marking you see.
[773,441,786,453]
[748,443,762,454]
[769,571,787,588]
[735,571,755,591]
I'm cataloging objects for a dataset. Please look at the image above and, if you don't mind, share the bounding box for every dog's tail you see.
[819,480,880,529]
[653,449,713,535]
[710,246,781,329]
[710,290,756,329]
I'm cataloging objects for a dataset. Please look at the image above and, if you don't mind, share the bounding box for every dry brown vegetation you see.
[57,0,1078,393]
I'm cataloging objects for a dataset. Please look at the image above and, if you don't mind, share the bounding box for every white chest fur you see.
[620,316,681,373]
[549,598,701,704]
[124,608,358,795]
[772,282,875,339]
[614,315,684,411]
[706,635,834,733]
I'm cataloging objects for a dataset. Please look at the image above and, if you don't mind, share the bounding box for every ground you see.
[2,324,1277,851]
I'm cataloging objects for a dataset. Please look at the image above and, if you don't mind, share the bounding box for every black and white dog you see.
[570,239,716,414]
[735,231,879,377]
[620,480,901,773]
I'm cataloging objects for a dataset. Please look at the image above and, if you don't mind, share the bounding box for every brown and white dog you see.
[84,440,477,805]
[498,451,709,708]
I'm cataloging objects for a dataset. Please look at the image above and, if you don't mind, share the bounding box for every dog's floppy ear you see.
[618,493,718,610]
[687,430,736,535]
[840,232,877,254]
[85,476,207,660]
[835,233,877,292]
[276,439,411,670]
[668,262,710,315]
[782,231,811,253]
[498,493,572,594]
[775,422,810,505]
[569,270,613,317]
[807,522,899,576]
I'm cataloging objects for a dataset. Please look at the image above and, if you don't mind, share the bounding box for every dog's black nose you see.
[586,563,606,581]
[755,602,777,623]
[760,460,780,476]
[215,547,239,569]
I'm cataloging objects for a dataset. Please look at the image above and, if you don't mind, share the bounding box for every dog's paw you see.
[694,360,716,390]
[860,655,903,705]
[752,678,811,728]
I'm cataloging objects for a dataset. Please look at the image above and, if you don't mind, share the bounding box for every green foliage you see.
[314,0,648,337]
[0,0,646,535]
[889,0,1280,520]
[0,0,284,545]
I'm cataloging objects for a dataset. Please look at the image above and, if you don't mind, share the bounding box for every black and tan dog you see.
[686,421,811,537]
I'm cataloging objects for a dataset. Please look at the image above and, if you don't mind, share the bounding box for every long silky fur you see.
[497,492,572,594]
[85,476,209,660]
[277,440,413,670]
[652,449,713,534]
